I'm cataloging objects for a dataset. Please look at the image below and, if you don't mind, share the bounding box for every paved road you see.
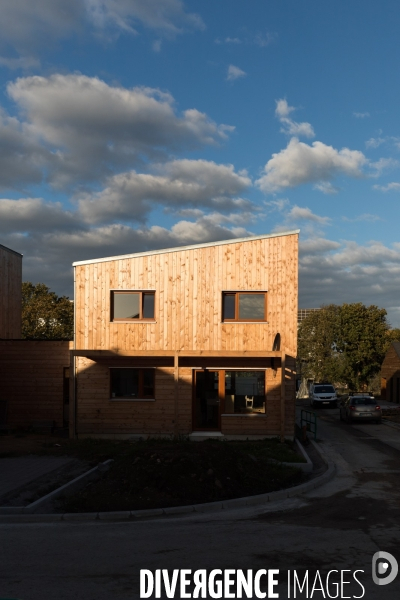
[1,408,400,600]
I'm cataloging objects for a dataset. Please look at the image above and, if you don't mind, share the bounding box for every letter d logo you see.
[372,551,398,586]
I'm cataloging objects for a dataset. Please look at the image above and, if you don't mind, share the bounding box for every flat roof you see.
[0,243,23,257]
[72,229,300,267]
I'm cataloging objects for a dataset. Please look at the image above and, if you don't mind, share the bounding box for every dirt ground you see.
[0,434,307,512]
[0,431,70,456]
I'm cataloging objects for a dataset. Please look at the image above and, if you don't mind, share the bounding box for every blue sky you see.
[1,0,400,324]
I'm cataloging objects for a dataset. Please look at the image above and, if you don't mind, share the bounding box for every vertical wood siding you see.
[0,340,71,428]
[75,234,298,356]
[74,234,298,437]
[0,246,22,339]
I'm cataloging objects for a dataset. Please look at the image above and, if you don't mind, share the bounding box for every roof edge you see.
[0,243,23,257]
[72,229,300,267]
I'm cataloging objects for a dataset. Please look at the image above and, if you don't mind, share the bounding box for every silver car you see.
[340,394,382,424]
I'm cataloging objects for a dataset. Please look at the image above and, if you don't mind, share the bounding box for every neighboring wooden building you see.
[0,340,72,429]
[0,244,71,429]
[71,230,299,440]
[381,342,400,403]
[0,244,22,339]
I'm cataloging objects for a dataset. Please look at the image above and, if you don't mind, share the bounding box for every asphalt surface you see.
[1,406,400,600]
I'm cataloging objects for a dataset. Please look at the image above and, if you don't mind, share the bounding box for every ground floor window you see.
[224,371,266,414]
[193,369,266,428]
[110,368,155,399]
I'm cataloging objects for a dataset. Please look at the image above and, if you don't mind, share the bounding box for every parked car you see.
[309,383,338,408]
[339,393,382,424]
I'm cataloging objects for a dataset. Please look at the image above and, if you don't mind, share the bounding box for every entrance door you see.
[193,370,221,430]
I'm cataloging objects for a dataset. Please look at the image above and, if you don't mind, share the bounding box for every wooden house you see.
[381,342,400,403]
[0,244,22,339]
[0,243,71,430]
[70,230,299,440]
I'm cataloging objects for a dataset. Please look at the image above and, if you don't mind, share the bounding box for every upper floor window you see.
[222,292,267,322]
[111,291,155,321]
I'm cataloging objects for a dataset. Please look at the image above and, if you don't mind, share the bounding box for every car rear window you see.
[351,398,376,405]
[314,386,335,393]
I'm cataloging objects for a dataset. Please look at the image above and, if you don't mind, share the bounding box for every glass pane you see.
[225,371,265,414]
[143,369,155,397]
[111,369,139,398]
[223,294,235,319]
[142,293,155,319]
[113,293,140,319]
[238,294,265,320]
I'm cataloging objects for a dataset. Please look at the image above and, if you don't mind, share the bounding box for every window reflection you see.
[224,371,265,414]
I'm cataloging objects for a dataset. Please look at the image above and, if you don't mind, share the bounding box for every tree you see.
[298,303,389,390]
[298,305,343,384]
[22,282,73,340]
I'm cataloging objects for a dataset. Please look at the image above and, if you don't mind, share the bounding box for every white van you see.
[309,383,338,408]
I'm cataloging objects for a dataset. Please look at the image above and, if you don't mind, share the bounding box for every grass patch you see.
[58,438,305,513]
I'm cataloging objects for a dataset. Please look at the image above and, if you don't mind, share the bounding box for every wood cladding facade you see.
[381,343,400,403]
[0,340,71,428]
[0,245,22,339]
[72,232,299,439]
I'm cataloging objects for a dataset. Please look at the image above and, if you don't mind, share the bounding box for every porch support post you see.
[174,353,179,437]
[69,353,77,439]
[280,351,286,442]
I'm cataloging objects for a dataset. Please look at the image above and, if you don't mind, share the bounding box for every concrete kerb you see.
[0,459,114,516]
[0,439,336,523]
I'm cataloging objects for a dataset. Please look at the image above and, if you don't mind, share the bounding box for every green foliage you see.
[385,328,400,349]
[22,282,73,340]
[298,303,389,389]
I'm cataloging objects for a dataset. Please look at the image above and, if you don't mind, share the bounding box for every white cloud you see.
[342,213,382,222]
[0,0,203,63]
[313,182,340,194]
[264,198,290,212]
[299,236,400,326]
[353,112,370,119]
[366,135,400,150]
[299,237,341,256]
[0,55,40,70]
[287,206,330,225]
[0,198,79,232]
[84,0,204,37]
[226,65,247,81]
[0,108,51,190]
[257,137,367,193]
[369,157,400,177]
[275,99,295,119]
[1,214,252,297]
[254,31,277,47]
[0,0,82,55]
[215,31,276,47]
[217,37,241,44]
[275,99,315,139]
[6,74,233,187]
[366,137,385,149]
[76,159,252,223]
[373,182,400,192]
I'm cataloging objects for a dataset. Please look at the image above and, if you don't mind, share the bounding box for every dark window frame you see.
[222,291,267,322]
[110,368,155,400]
[111,290,155,322]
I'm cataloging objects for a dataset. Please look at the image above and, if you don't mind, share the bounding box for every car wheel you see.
[376,419,382,424]
[346,414,352,423]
